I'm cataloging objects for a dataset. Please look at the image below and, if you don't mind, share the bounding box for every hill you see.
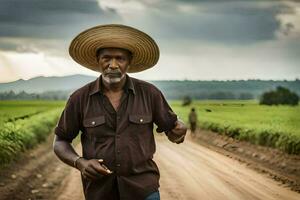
[0,75,299,100]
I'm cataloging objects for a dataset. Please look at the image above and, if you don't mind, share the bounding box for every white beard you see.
[102,73,125,84]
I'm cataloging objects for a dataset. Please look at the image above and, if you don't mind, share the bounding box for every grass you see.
[171,100,300,154]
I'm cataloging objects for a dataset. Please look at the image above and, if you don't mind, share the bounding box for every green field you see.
[0,101,65,126]
[0,101,65,167]
[1,100,299,167]
[171,100,300,154]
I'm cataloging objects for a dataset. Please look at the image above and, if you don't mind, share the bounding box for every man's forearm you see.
[53,135,81,168]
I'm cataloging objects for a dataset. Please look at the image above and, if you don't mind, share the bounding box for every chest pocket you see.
[83,116,106,137]
[129,114,153,135]
[129,114,152,124]
[128,114,153,149]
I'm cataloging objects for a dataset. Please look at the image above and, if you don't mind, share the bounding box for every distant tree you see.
[260,86,299,106]
[182,95,192,106]
[0,90,70,100]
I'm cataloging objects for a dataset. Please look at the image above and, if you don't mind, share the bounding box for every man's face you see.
[97,48,132,84]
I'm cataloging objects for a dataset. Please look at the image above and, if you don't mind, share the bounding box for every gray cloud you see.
[121,1,293,44]
[0,0,299,54]
[0,0,121,39]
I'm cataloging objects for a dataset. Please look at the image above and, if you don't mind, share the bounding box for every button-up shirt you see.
[54,75,177,200]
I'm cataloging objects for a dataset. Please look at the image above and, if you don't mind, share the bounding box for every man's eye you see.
[118,57,126,61]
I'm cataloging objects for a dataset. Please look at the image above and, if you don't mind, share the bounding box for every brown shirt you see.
[54,75,177,200]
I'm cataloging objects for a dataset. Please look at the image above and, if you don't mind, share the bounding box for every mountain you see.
[0,75,97,93]
[0,75,299,100]
[154,79,300,99]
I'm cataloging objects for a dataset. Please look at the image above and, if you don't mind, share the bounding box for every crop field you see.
[0,101,65,125]
[0,101,65,167]
[1,99,299,168]
[171,100,300,154]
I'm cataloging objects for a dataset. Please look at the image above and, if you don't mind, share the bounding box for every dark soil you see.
[0,133,73,200]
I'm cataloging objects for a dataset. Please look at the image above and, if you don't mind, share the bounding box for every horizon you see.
[1,74,300,84]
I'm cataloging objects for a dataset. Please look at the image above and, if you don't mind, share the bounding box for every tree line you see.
[260,86,299,106]
[0,90,256,100]
[0,80,299,104]
[0,90,70,100]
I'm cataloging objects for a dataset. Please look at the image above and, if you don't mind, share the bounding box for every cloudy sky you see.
[0,0,300,82]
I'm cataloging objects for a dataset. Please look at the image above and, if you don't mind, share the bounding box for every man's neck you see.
[102,75,127,93]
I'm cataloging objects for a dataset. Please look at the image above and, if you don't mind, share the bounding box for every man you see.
[188,107,198,135]
[53,24,187,200]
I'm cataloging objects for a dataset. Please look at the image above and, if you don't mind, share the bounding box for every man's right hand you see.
[76,158,113,181]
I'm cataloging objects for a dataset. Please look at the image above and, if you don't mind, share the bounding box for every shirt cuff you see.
[156,114,177,133]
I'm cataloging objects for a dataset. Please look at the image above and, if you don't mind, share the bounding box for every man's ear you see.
[128,55,133,65]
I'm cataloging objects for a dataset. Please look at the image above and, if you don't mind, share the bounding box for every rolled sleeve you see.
[152,89,177,133]
[54,95,81,143]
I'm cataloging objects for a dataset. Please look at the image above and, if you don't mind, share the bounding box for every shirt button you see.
[140,118,143,123]
[117,150,121,154]
[116,164,121,167]
[91,121,95,125]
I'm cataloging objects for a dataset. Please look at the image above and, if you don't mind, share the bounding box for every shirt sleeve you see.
[152,89,177,133]
[54,94,81,143]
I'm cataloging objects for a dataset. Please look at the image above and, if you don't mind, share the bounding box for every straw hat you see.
[69,24,160,73]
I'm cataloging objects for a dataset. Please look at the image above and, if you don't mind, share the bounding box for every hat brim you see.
[69,24,160,73]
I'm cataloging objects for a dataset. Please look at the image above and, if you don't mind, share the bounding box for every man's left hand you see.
[166,119,187,144]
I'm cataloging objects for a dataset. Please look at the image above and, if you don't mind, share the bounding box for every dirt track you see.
[55,133,299,200]
[156,134,299,200]
[1,131,299,200]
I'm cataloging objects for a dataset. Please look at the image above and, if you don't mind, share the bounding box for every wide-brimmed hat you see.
[69,24,160,73]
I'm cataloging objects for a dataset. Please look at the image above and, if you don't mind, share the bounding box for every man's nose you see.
[109,59,119,69]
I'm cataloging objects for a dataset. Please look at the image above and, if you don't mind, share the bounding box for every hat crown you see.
[69,24,160,73]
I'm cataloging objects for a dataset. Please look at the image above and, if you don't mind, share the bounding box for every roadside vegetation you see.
[0,101,65,167]
[172,100,300,154]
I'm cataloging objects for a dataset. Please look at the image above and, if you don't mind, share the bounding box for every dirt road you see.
[1,131,299,199]
[156,134,299,200]
[53,133,300,200]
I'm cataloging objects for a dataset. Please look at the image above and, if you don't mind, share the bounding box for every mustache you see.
[103,69,122,76]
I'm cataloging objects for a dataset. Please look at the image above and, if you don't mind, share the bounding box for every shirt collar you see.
[89,74,136,96]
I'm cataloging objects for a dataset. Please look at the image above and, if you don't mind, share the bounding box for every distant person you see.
[188,108,198,135]
[53,24,187,200]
